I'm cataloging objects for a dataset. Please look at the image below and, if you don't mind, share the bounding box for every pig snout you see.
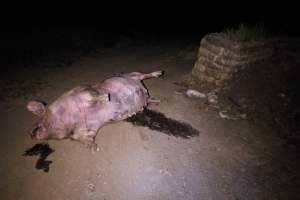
[29,127,38,139]
[29,126,47,140]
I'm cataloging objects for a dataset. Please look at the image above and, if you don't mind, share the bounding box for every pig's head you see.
[27,100,52,140]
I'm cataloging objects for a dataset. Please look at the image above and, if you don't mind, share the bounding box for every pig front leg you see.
[71,129,99,153]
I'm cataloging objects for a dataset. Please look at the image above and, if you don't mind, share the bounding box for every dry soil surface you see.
[0,42,299,200]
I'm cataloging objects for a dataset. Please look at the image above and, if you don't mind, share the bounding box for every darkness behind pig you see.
[26,71,163,151]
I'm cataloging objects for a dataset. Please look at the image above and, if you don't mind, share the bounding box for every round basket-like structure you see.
[191,33,273,86]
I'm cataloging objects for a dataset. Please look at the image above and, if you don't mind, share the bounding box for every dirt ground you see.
[0,37,299,200]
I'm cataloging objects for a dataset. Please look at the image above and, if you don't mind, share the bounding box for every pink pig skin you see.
[27,71,162,150]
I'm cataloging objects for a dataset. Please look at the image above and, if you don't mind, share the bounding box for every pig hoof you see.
[91,147,99,154]
[151,71,163,77]
[93,148,100,154]
[87,143,99,154]
[148,98,160,105]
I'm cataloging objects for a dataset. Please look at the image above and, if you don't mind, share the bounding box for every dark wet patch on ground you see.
[22,143,55,172]
[126,108,199,138]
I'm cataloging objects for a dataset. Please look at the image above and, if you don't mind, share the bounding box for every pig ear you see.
[26,100,46,116]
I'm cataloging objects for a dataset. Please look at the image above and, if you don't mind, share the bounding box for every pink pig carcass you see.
[27,71,162,150]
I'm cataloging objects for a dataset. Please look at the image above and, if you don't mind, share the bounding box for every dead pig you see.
[27,71,162,151]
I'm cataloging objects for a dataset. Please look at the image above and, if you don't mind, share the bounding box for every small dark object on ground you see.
[126,108,199,138]
[35,159,52,172]
[22,143,55,172]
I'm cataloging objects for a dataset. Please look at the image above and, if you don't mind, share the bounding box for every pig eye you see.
[34,124,41,129]
[33,124,44,132]
[38,125,46,130]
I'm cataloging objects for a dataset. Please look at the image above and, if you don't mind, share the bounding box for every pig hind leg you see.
[147,98,160,105]
[127,71,163,81]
